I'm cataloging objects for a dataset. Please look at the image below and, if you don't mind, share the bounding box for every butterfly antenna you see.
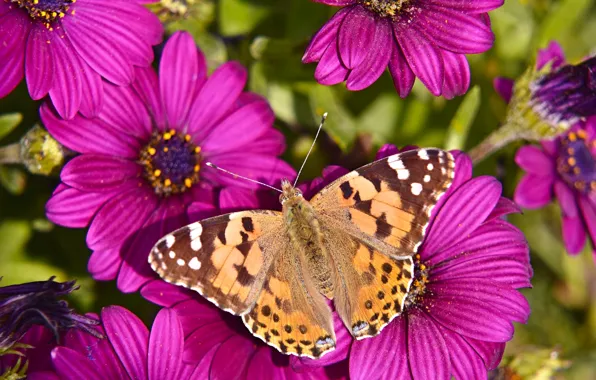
[205,162,283,193]
[293,112,328,187]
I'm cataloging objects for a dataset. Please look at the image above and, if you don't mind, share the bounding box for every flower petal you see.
[443,329,487,379]
[133,66,166,128]
[578,197,596,249]
[561,215,587,254]
[187,61,247,141]
[149,309,184,380]
[25,24,53,100]
[88,247,121,281]
[314,39,349,85]
[247,348,286,380]
[303,7,350,63]
[394,23,444,96]
[99,83,152,140]
[536,41,566,71]
[515,145,555,176]
[60,155,141,192]
[201,100,275,154]
[204,154,295,189]
[174,298,222,335]
[160,32,203,129]
[102,305,150,380]
[210,335,256,379]
[48,31,83,120]
[421,5,494,53]
[408,310,450,379]
[41,103,140,158]
[486,197,522,222]
[51,347,103,380]
[388,44,415,98]
[0,10,28,98]
[46,184,116,228]
[338,5,376,69]
[86,186,157,250]
[183,321,237,363]
[463,337,505,370]
[425,0,503,13]
[514,174,554,209]
[349,318,401,379]
[423,176,503,258]
[493,77,514,103]
[141,279,196,308]
[346,18,392,91]
[441,51,470,99]
[554,180,579,218]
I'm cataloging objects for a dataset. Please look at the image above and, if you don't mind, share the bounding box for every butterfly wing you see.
[310,148,455,338]
[149,210,284,315]
[243,241,336,359]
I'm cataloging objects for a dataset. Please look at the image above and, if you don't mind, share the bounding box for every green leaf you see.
[307,86,356,152]
[445,86,481,150]
[0,113,22,142]
[538,0,592,46]
[219,0,271,36]
[0,220,31,262]
[0,166,26,195]
[356,94,403,147]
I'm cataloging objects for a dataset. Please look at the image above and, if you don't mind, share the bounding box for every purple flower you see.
[0,277,100,350]
[0,326,58,379]
[514,118,596,258]
[494,41,596,128]
[346,147,532,379]
[303,0,500,98]
[0,0,163,119]
[43,31,295,293]
[46,306,209,379]
[141,281,349,379]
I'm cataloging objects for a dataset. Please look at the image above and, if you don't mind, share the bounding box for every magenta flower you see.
[141,281,349,379]
[514,119,596,258]
[47,306,208,379]
[345,146,532,379]
[0,326,58,379]
[0,0,163,119]
[303,0,500,98]
[44,31,295,293]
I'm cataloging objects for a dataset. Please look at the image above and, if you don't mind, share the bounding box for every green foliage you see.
[1,0,596,378]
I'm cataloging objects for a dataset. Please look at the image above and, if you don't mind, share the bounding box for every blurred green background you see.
[1,0,595,377]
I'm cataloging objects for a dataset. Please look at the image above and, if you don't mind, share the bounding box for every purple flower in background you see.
[347,147,532,379]
[48,306,208,379]
[44,31,295,293]
[141,280,349,379]
[303,0,500,98]
[0,0,163,119]
[494,41,596,128]
[514,118,596,258]
[0,277,99,350]
[0,326,58,379]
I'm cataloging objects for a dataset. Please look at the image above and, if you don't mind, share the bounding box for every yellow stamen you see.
[567,147,575,155]
[163,147,169,153]
[567,157,576,166]
[164,179,172,187]
[194,146,201,154]
[573,167,581,175]
[568,132,577,141]
[153,169,161,177]
[184,178,192,188]
[163,132,172,140]
[147,147,156,155]
[185,134,191,142]
[194,164,200,172]
[577,130,587,139]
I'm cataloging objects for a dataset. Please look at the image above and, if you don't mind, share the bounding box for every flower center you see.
[7,0,75,25]
[361,0,411,18]
[139,129,202,197]
[556,129,596,195]
[403,254,429,309]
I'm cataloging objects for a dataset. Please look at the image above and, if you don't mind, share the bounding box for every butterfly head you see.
[279,179,303,205]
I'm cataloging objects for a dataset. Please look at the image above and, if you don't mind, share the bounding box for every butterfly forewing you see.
[149,210,283,315]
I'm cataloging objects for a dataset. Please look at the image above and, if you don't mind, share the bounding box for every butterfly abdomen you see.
[283,196,334,299]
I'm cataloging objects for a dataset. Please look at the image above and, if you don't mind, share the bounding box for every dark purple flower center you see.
[403,254,429,310]
[139,129,202,197]
[556,129,596,195]
[361,0,412,18]
[7,0,75,25]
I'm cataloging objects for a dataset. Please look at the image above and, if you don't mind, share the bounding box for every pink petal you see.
[388,43,415,98]
[408,310,450,379]
[443,329,487,379]
[204,154,295,189]
[346,18,392,91]
[314,40,349,85]
[425,0,503,12]
[338,5,376,69]
[554,180,579,218]
[187,62,247,141]
[493,77,514,103]
[515,145,555,176]
[60,155,141,192]
[0,10,28,98]
[48,31,82,120]
[441,50,470,99]
[88,247,121,281]
[160,32,203,129]
[99,83,152,140]
[46,185,116,228]
[536,41,566,70]
[247,348,285,379]
[25,24,53,100]
[51,347,103,380]
[486,197,522,222]
[561,215,587,254]
[183,321,236,363]
[149,309,184,380]
[464,338,505,370]
[78,60,104,118]
[303,7,349,63]
[210,335,256,379]
[102,306,150,379]
[141,279,196,307]
[313,0,356,5]
[514,174,554,209]
[174,298,222,335]
[133,66,166,128]
[394,23,444,95]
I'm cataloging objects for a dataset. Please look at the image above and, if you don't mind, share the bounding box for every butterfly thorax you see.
[280,180,335,299]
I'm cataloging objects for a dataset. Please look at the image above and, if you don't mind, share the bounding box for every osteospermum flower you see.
[303,0,500,98]
[0,277,100,351]
[44,31,295,293]
[46,306,208,379]
[347,147,532,379]
[514,118,596,258]
[0,326,57,379]
[0,0,163,119]
[141,273,349,378]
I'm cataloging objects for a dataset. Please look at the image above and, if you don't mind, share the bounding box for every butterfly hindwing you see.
[242,243,336,359]
[149,210,283,315]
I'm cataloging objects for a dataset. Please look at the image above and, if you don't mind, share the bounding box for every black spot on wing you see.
[374,212,392,239]
[340,181,353,199]
[242,217,254,232]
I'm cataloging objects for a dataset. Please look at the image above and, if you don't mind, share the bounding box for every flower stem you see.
[468,123,520,164]
[0,143,22,165]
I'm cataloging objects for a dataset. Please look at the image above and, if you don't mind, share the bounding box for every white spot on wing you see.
[427,163,434,171]
[188,222,203,251]
[188,257,201,270]
[176,258,186,266]
[417,149,429,160]
[165,234,175,248]
[411,182,423,195]
[169,251,176,259]
[423,175,430,183]
[388,158,405,170]
[191,239,202,251]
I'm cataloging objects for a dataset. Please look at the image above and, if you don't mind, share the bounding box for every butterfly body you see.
[149,148,456,359]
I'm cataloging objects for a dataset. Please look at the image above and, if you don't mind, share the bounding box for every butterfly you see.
[149,148,455,359]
